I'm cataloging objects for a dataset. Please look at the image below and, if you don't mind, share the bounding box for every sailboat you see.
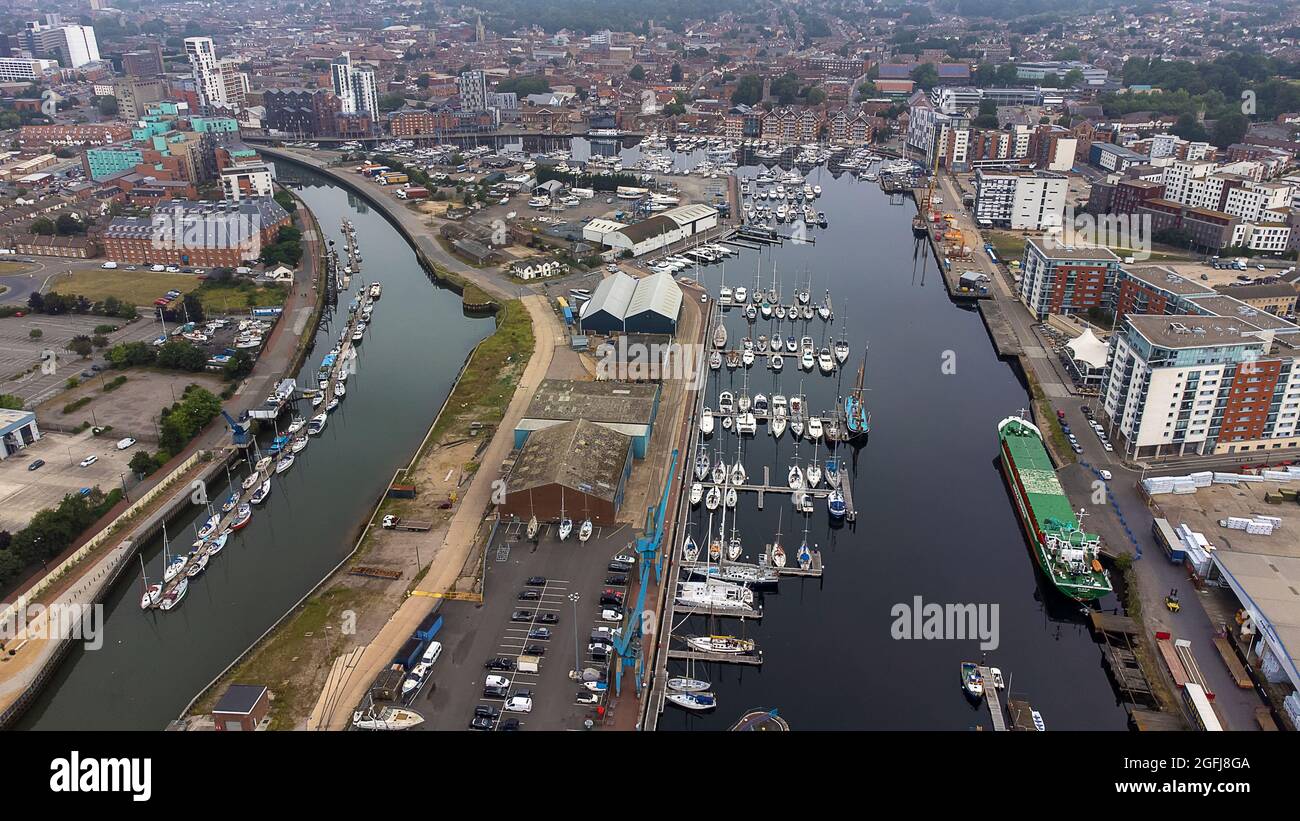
[667,676,712,693]
[139,555,160,610]
[557,489,572,541]
[845,351,871,440]
[797,520,813,570]
[161,524,186,583]
[206,529,230,557]
[724,487,737,508]
[726,521,742,562]
[578,518,593,543]
[704,485,721,510]
[695,449,710,480]
[771,511,786,568]
[250,478,272,505]
[230,503,252,530]
[666,691,717,711]
[690,482,703,505]
[683,531,700,563]
[159,577,188,611]
[196,510,220,540]
[825,457,841,488]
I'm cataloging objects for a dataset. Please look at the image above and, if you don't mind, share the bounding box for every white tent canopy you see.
[1066,328,1108,369]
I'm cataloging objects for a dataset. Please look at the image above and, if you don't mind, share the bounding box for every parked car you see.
[524,644,546,656]
[27,459,45,471]
[536,613,558,624]
[1099,469,1113,481]
[525,576,547,586]
[498,718,520,731]
[484,674,510,689]
[605,575,628,586]
[79,455,98,468]
[116,437,136,450]
[473,705,500,719]
[483,684,509,698]
[518,590,541,600]
[469,716,493,731]
[576,692,601,705]
[607,561,632,572]
[613,553,635,564]
[527,628,551,640]
[511,610,535,622]
[484,657,515,671]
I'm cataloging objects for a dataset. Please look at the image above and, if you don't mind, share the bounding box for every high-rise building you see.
[458,69,488,112]
[185,36,239,111]
[331,53,378,124]
[22,21,99,68]
[61,25,100,68]
[123,45,164,78]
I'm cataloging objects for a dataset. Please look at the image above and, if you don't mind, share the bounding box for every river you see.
[653,155,1130,730]
[19,165,492,729]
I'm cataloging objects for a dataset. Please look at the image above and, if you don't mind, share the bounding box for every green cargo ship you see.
[997,414,1112,601]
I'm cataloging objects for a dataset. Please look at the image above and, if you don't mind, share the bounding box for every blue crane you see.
[612,449,677,695]
[220,410,251,448]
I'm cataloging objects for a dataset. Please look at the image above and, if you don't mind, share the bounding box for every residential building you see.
[1018,239,1123,318]
[220,160,275,202]
[974,169,1067,230]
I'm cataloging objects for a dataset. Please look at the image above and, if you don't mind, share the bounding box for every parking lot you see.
[0,312,167,406]
[407,521,638,731]
[0,428,139,532]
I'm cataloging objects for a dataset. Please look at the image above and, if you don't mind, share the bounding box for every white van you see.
[101,261,118,269]
[516,654,539,673]
[420,640,442,665]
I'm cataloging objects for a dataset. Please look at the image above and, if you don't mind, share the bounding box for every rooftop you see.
[1026,239,1120,262]
[1122,265,1215,297]
[1127,314,1269,349]
[507,419,631,503]
[523,379,659,425]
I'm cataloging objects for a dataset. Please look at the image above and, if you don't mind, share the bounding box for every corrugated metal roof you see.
[625,269,682,321]
[580,271,637,323]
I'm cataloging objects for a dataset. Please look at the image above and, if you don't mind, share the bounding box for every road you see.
[935,170,1267,730]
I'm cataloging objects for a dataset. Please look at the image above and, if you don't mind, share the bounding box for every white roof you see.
[585,218,625,235]
[625,269,682,321]
[663,204,716,226]
[1066,328,1109,369]
[580,271,637,321]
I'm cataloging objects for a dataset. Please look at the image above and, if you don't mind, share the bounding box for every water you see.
[19,166,492,729]
[656,160,1129,730]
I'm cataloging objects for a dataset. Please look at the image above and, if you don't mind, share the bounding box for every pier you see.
[667,648,763,666]
[976,665,1009,731]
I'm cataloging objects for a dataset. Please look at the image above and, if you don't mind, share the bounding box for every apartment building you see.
[1018,239,1123,318]
[973,169,1067,230]
[220,160,275,202]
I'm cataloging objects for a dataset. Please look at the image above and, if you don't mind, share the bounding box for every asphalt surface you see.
[409,522,637,731]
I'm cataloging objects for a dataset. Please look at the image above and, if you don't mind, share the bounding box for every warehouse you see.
[498,419,634,525]
[0,409,41,461]
[515,378,660,458]
[581,204,718,258]
[578,269,682,335]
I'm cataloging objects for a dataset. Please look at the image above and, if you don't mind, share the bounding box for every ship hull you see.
[998,432,1109,602]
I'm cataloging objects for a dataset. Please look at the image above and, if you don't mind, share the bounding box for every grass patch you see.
[189,586,375,729]
[50,270,200,306]
[1025,365,1075,466]
[461,282,492,307]
[62,396,94,414]
[101,375,128,392]
[196,280,288,313]
[0,261,32,275]
[985,231,1027,263]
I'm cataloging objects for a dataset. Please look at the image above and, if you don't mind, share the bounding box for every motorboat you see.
[708,537,722,562]
[352,705,424,731]
[737,393,751,413]
[818,349,835,374]
[250,479,272,505]
[790,417,805,439]
[700,409,714,435]
[807,417,824,441]
[800,350,815,371]
[291,435,308,454]
[785,336,798,353]
[828,489,847,519]
[402,662,430,697]
[578,519,593,543]
[834,339,850,364]
[753,394,769,413]
[307,413,328,435]
[770,353,783,372]
[741,348,754,368]
[275,452,295,474]
[709,351,722,370]
[718,391,734,414]
[326,397,340,412]
[961,662,985,700]
[287,416,307,434]
[736,412,756,435]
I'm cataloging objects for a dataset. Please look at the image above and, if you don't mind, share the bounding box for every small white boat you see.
[730,461,747,486]
[806,462,822,488]
[724,487,737,508]
[578,519,593,543]
[771,413,787,438]
[291,435,308,454]
[334,381,346,398]
[159,578,188,611]
[141,583,161,609]
[807,417,824,441]
[206,530,230,557]
[787,464,804,490]
[818,349,835,374]
[683,534,700,562]
[307,413,328,435]
[250,479,272,505]
[711,461,727,486]
[771,544,787,567]
[695,451,710,480]
[704,486,721,510]
[352,706,424,731]
[196,513,220,540]
[700,409,714,435]
[800,351,814,371]
[667,677,711,693]
[242,472,261,490]
[527,516,539,540]
[770,353,783,372]
[185,550,209,578]
[287,416,306,434]
[275,451,295,474]
[666,691,717,711]
[690,482,703,505]
[558,517,573,541]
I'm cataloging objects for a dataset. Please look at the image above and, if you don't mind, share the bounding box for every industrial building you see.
[582,204,718,257]
[0,410,40,461]
[498,419,634,525]
[515,379,660,458]
[211,684,270,731]
[578,270,682,334]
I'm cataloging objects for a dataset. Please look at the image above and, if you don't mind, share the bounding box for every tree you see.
[30,217,55,236]
[28,328,42,340]
[55,213,85,236]
[973,99,998,129]
[156,340,207,371]
[731,75,763,106]
[273,189,297,213]
[378,93,406,113]
[911,63,940,91]
[129,450,156,477]
[0,394,22,410]
[628,64,646,82]
[1171,113,1209,142]
[66,335,93,359]
[670,63,683,83]
[1212,114,1248,148]
[97,96,119,117]
[92,334,109,349]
